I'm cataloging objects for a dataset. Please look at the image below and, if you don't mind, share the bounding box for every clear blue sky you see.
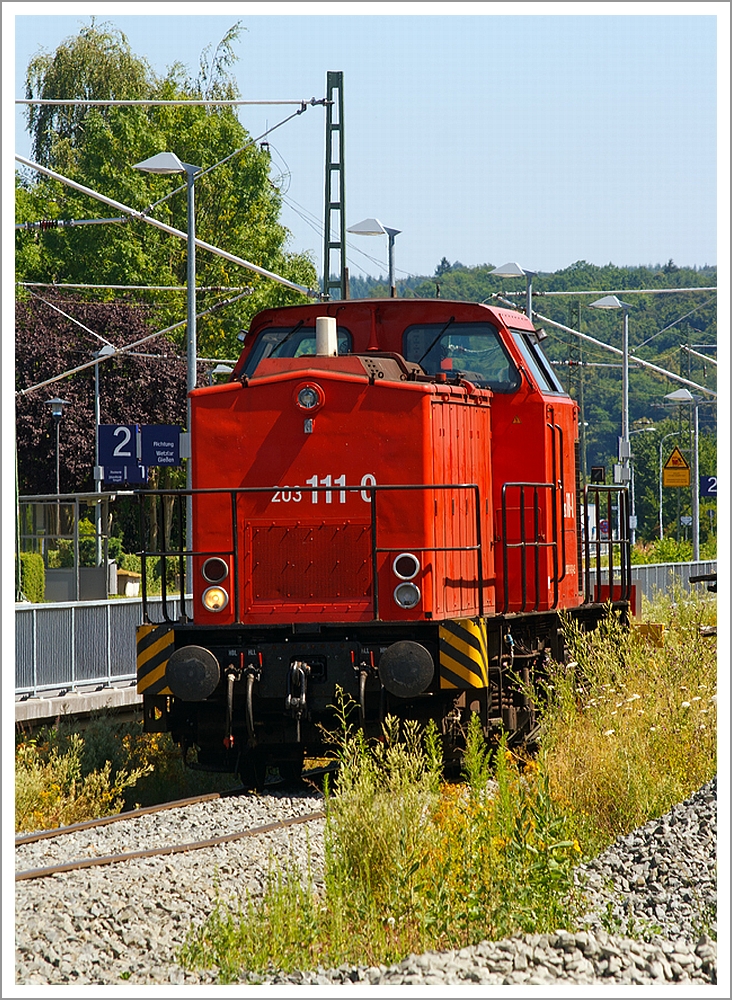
[6,4,727,283]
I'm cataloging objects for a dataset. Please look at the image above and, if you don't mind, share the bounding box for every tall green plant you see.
[18,551,45,602]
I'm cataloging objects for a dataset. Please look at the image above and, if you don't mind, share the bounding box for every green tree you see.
[16,20,317,360]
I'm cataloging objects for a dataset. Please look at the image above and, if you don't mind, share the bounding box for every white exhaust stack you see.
[315,316,338,356]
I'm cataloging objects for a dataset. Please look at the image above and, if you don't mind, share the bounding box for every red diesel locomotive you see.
[135,298,629,787]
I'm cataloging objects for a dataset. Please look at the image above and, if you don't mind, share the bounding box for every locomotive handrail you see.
[499,481,556,614]
[582,484,631,604]
[366,482,484,619]
[132,482,485,623]
[547,415,567,584]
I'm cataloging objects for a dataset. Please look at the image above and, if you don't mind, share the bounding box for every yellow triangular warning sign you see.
[664,446,690,471]
[512,416,521,424]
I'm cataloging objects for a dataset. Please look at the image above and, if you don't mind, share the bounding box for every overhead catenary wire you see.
[15,155,318,298]
[18,283,252,292]
[15,217,126,231]
[17,98,327,107]
[505,287,717,297]
[636,298,716,349]
[17,290,251,398]
[491,295,716,398]
[25,290,115,348]
[141,106,315,216]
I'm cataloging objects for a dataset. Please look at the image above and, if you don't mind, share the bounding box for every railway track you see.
[15,773,334,884]
[16,808,325,882]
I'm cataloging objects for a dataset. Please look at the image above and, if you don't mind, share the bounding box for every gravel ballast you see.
[15,779,717,986]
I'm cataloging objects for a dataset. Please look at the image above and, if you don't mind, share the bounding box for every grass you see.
[538,590,717,857]
[14,716,236,833]
[179,714,585,981]
[179,589,716,982]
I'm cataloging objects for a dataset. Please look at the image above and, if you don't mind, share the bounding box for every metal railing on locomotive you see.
[583,484,632,603]
[133,483,486,624]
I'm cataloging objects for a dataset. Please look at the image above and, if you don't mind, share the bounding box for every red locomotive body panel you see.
[190,352,494,626]
[230,299,582,614]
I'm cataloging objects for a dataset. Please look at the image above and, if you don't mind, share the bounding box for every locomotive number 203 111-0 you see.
[272,473,377,505]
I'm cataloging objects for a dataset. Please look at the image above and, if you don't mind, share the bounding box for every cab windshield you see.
[242,324,353,375]
[403,321,521,393]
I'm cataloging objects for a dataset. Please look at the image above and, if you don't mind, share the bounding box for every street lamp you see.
[347,218,401,298]
[94,343,116,565]
[207,363,233,385]
[590,295,631,487]
[134,152,201,590]
[658,430,680,541]
[665,388,700,561]
[489,262,537,324]
[627,426,656,545]
[44,397,71,495]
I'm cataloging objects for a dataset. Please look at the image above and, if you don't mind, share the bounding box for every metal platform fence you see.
[15,561,715,698]
[15,595,192,698]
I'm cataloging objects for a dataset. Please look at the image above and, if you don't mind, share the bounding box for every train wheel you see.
[238,749,267,793]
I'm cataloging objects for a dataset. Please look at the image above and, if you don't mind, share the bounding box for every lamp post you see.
[627,426,656,545]
[94,344,116,565]
[665,388,700,561]
[347,218,401,297]
[44,397,71,495]
[134,152,201,591]
[590,295,632,487]
[489,262,537,324]
[658,430,680,541]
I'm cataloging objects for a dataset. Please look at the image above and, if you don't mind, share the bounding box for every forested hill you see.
[349,258,716,301]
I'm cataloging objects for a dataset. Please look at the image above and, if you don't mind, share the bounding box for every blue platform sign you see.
[98,424,147,484]
[700,475,717,498]
[98,424,139,467]
[141,425,181,467]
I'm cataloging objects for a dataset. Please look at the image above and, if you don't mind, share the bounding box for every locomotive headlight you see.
[202,586,229,612]
[393,552,420,580]
[294,382,324,411]
[394,581,421,609]
[298,386,319,409]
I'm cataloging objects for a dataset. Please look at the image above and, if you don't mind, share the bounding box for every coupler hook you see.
[286,660,310,742]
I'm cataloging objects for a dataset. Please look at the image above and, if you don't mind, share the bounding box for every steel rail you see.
[15,790,230,846]
[16,810,326,882]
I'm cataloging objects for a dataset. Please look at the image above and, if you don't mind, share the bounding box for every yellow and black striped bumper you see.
[439,618,490,689]
[136,624,174,696]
